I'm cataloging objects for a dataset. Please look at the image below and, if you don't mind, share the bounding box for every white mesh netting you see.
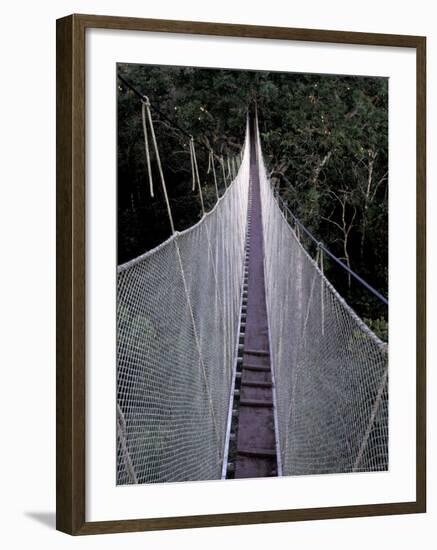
[116,125,250,485]
[256,124,389,475]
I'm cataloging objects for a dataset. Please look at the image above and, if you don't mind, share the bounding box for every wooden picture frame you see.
[56,13,426,535]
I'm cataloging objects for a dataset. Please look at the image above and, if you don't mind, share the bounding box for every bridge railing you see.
[256,118,389,475]
[116,123,250,484]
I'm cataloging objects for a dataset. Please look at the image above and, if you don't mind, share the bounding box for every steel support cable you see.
[276,194,388,306]
[254,99,387,306]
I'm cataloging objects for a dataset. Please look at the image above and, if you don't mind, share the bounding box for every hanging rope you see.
[190,137,205,216]
[208,150,219,200]
[318,243,325,337]
[227,156,232,181]
[141,97,175,234]
[141,101,154,198]
[220,156,228,189]
[190,139,196,191]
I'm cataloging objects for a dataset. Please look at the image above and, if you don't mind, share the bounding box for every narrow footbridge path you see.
[234,120,279,478]
[116,103,388,486]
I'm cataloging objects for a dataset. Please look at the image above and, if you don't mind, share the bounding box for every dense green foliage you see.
[117,63,388,335]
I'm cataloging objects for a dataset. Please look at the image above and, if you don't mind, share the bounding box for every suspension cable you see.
[118,73,210,155]
[276,193,388,306]
[119,72,241,210]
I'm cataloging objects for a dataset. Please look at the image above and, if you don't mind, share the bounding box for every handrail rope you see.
[276,193,388,306]
[117,142,248,273]
[254,115,388,351]
[254,99,387,306]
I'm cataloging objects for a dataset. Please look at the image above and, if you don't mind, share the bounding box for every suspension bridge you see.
[116,99,388,485]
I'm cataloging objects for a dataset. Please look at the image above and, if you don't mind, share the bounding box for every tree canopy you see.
[117,63,388,336]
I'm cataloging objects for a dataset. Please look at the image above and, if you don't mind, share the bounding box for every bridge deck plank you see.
[234,118,278,479]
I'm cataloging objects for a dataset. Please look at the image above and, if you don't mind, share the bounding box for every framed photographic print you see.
[56,14,426,535]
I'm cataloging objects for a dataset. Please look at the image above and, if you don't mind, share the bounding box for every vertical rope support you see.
[141,101,154,198]
[353,367,388,471]
[319,245,325,337]
[227,156,232,181]
[220,155,228,189]
[302,247,320,340]
[117,403,138,484]
[191,137,205,216]
[209,150,219,201]
[143,97,175,234]
[190,138,196,191]
[174,241,222,455]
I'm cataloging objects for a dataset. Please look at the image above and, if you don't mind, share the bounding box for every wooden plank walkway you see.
[234,117,278,479]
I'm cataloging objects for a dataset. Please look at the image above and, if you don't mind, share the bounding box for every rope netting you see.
[256,121,389,475]
[116,124,250,485]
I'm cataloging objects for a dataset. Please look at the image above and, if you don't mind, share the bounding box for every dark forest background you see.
[117,63,388,339]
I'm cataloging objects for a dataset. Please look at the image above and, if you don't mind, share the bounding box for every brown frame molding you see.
[56,13,426,535]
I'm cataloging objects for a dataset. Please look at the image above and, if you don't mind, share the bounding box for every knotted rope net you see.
[256,120,389,475]
[116,124,250,485]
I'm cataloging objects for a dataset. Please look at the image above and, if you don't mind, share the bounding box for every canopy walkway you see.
[230,115,279,479]
[116,110,388,485]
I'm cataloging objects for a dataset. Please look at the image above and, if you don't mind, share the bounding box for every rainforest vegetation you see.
[117,63,388,337]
